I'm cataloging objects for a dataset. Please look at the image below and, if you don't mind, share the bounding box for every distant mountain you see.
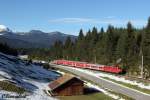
[0,26,77,48]
[0,36,41,48]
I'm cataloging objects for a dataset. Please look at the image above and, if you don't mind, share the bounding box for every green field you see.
[58,93,113,100]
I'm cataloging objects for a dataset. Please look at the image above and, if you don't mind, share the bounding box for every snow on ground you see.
[0,89,58,100]
[0,90,25,100]
[0,52,60,100]
[24,80,57,100]
[55,70,65,75]
[94,72,150,89]
[63,66,150,90]
[85,81,125,100]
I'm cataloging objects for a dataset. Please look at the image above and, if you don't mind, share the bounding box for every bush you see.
[0,81,26,94]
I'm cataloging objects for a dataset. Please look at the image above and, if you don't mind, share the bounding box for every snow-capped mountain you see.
[0,26,77,48]
[0,52,60,99]
[0,25,11,33]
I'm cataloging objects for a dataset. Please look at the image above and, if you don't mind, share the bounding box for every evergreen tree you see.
[104,25,116,63]
[95,27,105,63]
[99,27,104,40]
[0,43,18,56]
[116,32,128,68]
[126,22,136,67]
[63,36,74,59]
[54,40,63,59]
[75,30,88,61]
[142,17,150,77]
[78,29,84,40]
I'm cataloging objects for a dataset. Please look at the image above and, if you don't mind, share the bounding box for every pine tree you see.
[104,25,116,63]
[116,32,128,68]
[78,29,84,40]
[95,27,105,63]
[142,17,150,77]
[126,22,136,66]
[99,27,104,40]
[52,40,63,59]
[75,30,88,61]
[63,36,73,59]
[91,27,98,44]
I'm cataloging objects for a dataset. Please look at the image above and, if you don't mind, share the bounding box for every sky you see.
[0,0,150,35]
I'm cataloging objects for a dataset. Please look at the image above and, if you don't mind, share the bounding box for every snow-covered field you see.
[0,52,60,100]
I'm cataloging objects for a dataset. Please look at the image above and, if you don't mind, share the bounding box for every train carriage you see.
[53,60,122,74]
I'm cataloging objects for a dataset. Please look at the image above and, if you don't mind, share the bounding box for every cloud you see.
[48,17,146,27]
[104,16,116,19]
[130,20,147,26]
[49,18,96,23]
[48,17,118,24]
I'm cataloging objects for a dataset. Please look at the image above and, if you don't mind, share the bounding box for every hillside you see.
[0,52,60,99]
[0,36,40,48]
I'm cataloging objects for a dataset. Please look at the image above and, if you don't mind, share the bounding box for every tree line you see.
[28,17,150,78]
[0,43,18,56]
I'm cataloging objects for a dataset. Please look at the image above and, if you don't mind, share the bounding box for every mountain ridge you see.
[0,28,77,48]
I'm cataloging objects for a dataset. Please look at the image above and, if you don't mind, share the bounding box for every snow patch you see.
[85,81,124,100]
[55,70,65,75]
[0,25,11,32]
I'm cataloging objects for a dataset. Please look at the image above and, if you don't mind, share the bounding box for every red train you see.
[53,60,122,74]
